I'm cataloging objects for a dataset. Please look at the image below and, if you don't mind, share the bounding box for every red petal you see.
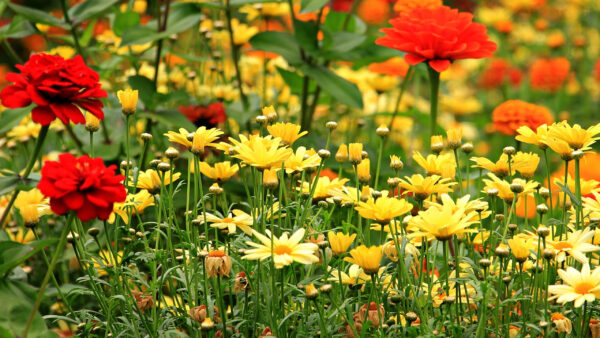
[1,85,31,108]
[428,60,451,72]
[63,191,84,210]
[31,106,56,125]
[404,54,426,66]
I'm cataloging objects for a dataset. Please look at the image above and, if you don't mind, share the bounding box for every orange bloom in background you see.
[393,0,443,14]
[494,20,513,34]
[368,57,409,77]
[294,3,329,22]
[529,57,570,92]
[357,0,390,25]
[547,32,565,49]
[246,50,280,60]
[492,100,553,136]
[514,194,536,219]
[479,59,522,89]
[594,59,600,83]
[165,53,186,67]
[551,153,600,190]
[317,168,339,181]
[376,6,497,72]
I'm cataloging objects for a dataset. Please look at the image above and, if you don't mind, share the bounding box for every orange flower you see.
[494,20,513,34]
[492,100,553,136]
[479,59,522,89]
[514,194,536,219]
[376,6,497,72]
[393,0,443,14]
[529,57,570,92]
[357,0,390,25]
[595,59,600,83]
[368,57,409,77]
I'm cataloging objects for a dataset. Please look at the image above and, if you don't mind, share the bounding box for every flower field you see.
[1,0,600,337]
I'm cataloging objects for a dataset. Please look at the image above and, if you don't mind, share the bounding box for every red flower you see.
[376,5,497,72]
[1,53,107,126]
[492,100,553,136]
[179,102,227,127]
[479,58,522,89]
[38,154,126,222]
[529,57,570,92]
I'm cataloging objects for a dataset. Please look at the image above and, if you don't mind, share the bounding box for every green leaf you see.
[6,3,67,28]
[68,0,119,26]
[127,75,156,109]
[0,176,19,196]
[138,110,196,131]
[120,3,203,46]
[0,106,32,135]
[293,19,319,53]
[78,18,96,47]
[0,281,55,337]
[0,239,57,276]
[277,67,316,95]
[323,10,366,34]
[113,10,140,36]
[250,31,302,65]
[300,0,328,13]
[556,182,581,207]
[322,31,366,55]
[0,16,35,39]
[301,65,363,108]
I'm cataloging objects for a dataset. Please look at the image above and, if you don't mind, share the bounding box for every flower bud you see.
[537,225,550,237]
[87,227,100,237]
[461,142,474,154]
[165,147,179,159]
[348,143,363,165]
[255,115,268,126]
[510,182,524,193]
[446,128,462,149]
[390,155,403,170]
[495,245,509,258]
[326,121,337,131]
[376,124,390,137]
[430,135,444,153]
[85,114,100,132]
[486,188,499,198]
[141,133,153,142]
[149,159,161,169]
[209,183,223,195]
[319,284,332,294]
[305,283,319,299]
[536,204,548,215]
[572,150,584,160]
[543,248,556,260]
[263,168,279,190]
[357,159,371,184]
[479,258,491,268]
[503,146,515,155]
[157,162,171,172]
[117,89,139,116]
[387,177,400,188]
[318,149,330,159]
[335,144,348,163]
[539,188,550,199]
[495,213,505,222]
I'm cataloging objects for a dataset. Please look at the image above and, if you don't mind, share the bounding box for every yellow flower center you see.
[222,217,235,223]
[554,242,573,250]
[574,281,595,295]
[274,245,292,255]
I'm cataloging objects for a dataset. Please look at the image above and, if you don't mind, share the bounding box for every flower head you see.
[201,209,253,235]
[117,89,138,115]
[345,245,383,274]
[136,169,181,194]
[243,228,319,268]
[549,263,600,308]
[328,232,356,255]
[37,154,126,221]
[109,190,154,224]
[376,6,497,72]
[205,250,233,278]
[413,151,456,179]
[529,57,570,92]
[267,122,307,146]
[197,161,239,182]
[492,100,553,136]
[409,198,477,241]
[355,197,413,225]
[1,53,107,125]
[230,135,292,170]
[284,147,320,174]
[398,174,455,200]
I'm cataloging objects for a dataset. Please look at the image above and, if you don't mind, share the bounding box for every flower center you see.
[208,250,226,258]
[274,245,292,255]
[553,242,573,250]
[574,281,595,295]
[221,217,235,223]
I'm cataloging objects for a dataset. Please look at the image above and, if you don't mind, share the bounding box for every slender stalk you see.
[427,65,440,144]
[225,0,248,109]
[60,0,85,58]
[23,213,74,338]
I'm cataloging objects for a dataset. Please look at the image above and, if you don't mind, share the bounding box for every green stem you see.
[427,65,440,144]
[225,0,248,110]
[60,0,85,58]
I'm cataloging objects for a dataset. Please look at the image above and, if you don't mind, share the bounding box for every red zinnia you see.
[1,53,107,126]
[376,5,497,72]
[38,154,126,222]
[528,57,570,92]
[479,58,522,89]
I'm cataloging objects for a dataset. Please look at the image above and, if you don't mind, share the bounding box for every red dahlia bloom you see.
[1,53,107,126]
[376,5,497,72]
[38,154,126,222]
[179,102,227,127]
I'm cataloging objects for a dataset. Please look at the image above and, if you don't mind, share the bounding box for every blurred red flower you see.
[492,100,553,136]
[1,53,107,125]
[529,57,570,92]
[38,154,126,222]
[179,102,227,127]
[376,5,496,72]
[368,57,409,77]
[594,58,600,83]
[479,59,522,89]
